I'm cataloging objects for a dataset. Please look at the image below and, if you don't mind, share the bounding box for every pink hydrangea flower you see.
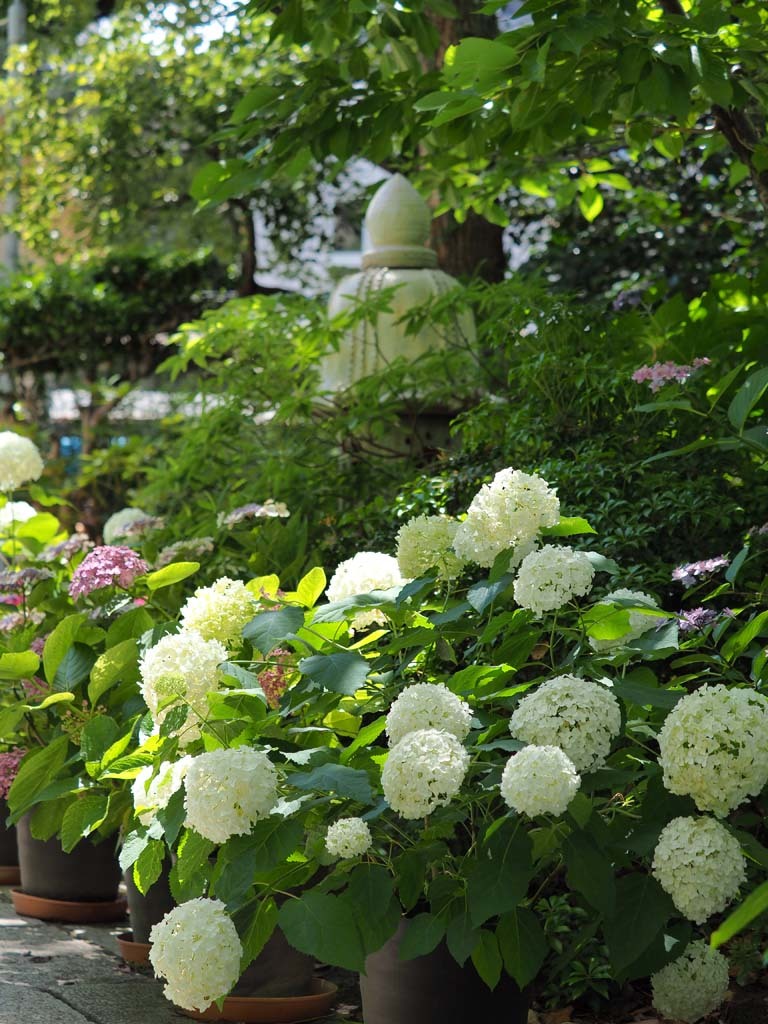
[672,555,730,587]
[69,545,149,599]
[258,647,293,708]
[632,357,710,392]
[0,748,26,799]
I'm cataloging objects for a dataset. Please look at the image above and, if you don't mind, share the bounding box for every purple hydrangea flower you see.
[0,748,26,799]
[69,545,149,599]
[632,357,710,392]
[219,501,290,528]
[678,607,718,633]
[672,555,730,588]
[0,568,53,592]
[38,533,94,563]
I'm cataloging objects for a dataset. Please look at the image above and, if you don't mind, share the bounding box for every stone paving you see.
[0,885,188,1024]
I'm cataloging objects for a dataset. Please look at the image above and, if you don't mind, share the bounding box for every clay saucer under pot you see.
[181,978,338,1024]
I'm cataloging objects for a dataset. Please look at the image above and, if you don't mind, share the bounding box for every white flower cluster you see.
[513,544,594,616]
[382,728,469,819]
[386,683,472,748]
[325,817,372,858]
[0,500,37,529]
[658,684,768,816]
[179,577,257,646]
[326,551,405,630]
[589,588,660,652]
[132,756,192,825]
[149,898,243,1011]
[509,675,621,772]
[651,941,729,1024]
[103,507,149,545]
[396,515,465,580]
[652,816,745,924]
[500,745,580,817]
[0,432,43,493]
[139,630,227,744]
[184,746,277,844]
[453,468,559,569]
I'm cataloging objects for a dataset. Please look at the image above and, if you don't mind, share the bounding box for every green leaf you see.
[212,840,257,909]
[466,822,533,927]
[298,651,369,695]
[144,561,198,591]
[604,874,674,974]
[578,187,604,222]
[564,829,615,916]
[119,829,150,871]
[24,691,75,712]
[54,643,98,690]
[398,913,446,961]
[470,929,502,989]
[496,907,548,988]
[346,864,400,954]
[43,613,87,683]
[721,610,768,661]
[290,763,372,803]
[728,367,768,432]
[340,715,387,764]
[612,675,683,710]
[6,736,69,819]
[230,85,280,123]
[711,880,768,948]
[445,908,479,967]
[244,606,304,654]
[581,604,631,641]
[278,891,366,971]
[239,896,279,969]
[295,566,327,608]
[0,651,39,679]
[60,795,109,852]
[133,839,165,895]
[312,589,398,624]
[81,716,119,776]
[106,607,154,647]
[170,829,214,903]
[467,575,513,614]
[88,639,139,704]
[541,516,597,537]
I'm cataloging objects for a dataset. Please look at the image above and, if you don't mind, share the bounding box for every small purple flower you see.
[678,607,718,633]
[0,609,44,632]
[0,568,53,592]
[121,515,165,538]
[69,545,149,599]
[632,357,711,393]
[672,555,730,588]
[0,748,26,799]
[38,533,94,563]
[30,635,46,656]
[219,501,290,528]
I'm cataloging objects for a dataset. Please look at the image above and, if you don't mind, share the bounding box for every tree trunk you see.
[425,3,506,282]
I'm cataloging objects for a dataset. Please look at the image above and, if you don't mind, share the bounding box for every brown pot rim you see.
[0,866,21,885]
[116,931,152,965]
[11,888,127,923]
[180,977,338,1023]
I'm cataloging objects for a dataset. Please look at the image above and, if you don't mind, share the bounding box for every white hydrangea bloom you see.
[132,757,193,826]
[651,941,729,1024]
[103,507,150,545]
[325,817,372,858]
[658,684,768,816]
[326,551,405,630]
[382,728,470,819]
[0,432,44,493]
[179,577,257,646]
[652,816,745,924]
[589,588,660,652]
[395,515,465,580]
[149,898,243,1011]
[509,674,621,773]
[0,500,37,528]
[500,745,580,817]
[453,468,560,569]
[513,544,594,616]
[386,682,472,748]
[183,746,277,844]
[139,630,227,744]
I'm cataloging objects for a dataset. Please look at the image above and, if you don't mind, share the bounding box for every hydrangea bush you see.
[3,448,767,1021]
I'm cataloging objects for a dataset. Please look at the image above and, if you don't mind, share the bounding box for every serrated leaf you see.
[60,795,109,852]
[244,605,304,654]
[119,829,150,871]
[89,638,139,704]
[0,651,39,679]
[298,651,369,695]
[278,891,366,971]
[43,613,87,683]
[398,913,446,960]
[6,736,68,819]
[497,907,548,988]
[295,567,326,608]
[467,575,513,614]
[466,822,533,927]
[290,763,372,803]
[542,516,597,537]
[564,830,615,916]
[133,839,165,895]
[604,874,673,974]
[470,929,502,989]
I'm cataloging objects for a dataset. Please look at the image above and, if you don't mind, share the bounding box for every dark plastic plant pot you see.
[123,861,175,944]
[16,814,121,902]
[232,927,315,999]
[0,798,19,869]
[359,918,530,1024]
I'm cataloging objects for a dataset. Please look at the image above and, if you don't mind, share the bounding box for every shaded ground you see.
[1,886,764,1024]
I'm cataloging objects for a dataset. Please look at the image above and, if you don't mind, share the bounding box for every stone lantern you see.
[322,174,476,398]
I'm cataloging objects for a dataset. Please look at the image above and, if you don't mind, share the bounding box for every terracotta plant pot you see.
[123,861,175,944]
[117,931,152,965]
[15,814,123,918]
[11,888,127,923]
[0,798,19,883]
[181,977,337,1023]
[359,919,530,1024]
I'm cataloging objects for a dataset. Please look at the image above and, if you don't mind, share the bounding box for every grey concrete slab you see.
[0,985,90,1023]
[44,979,186,1024]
